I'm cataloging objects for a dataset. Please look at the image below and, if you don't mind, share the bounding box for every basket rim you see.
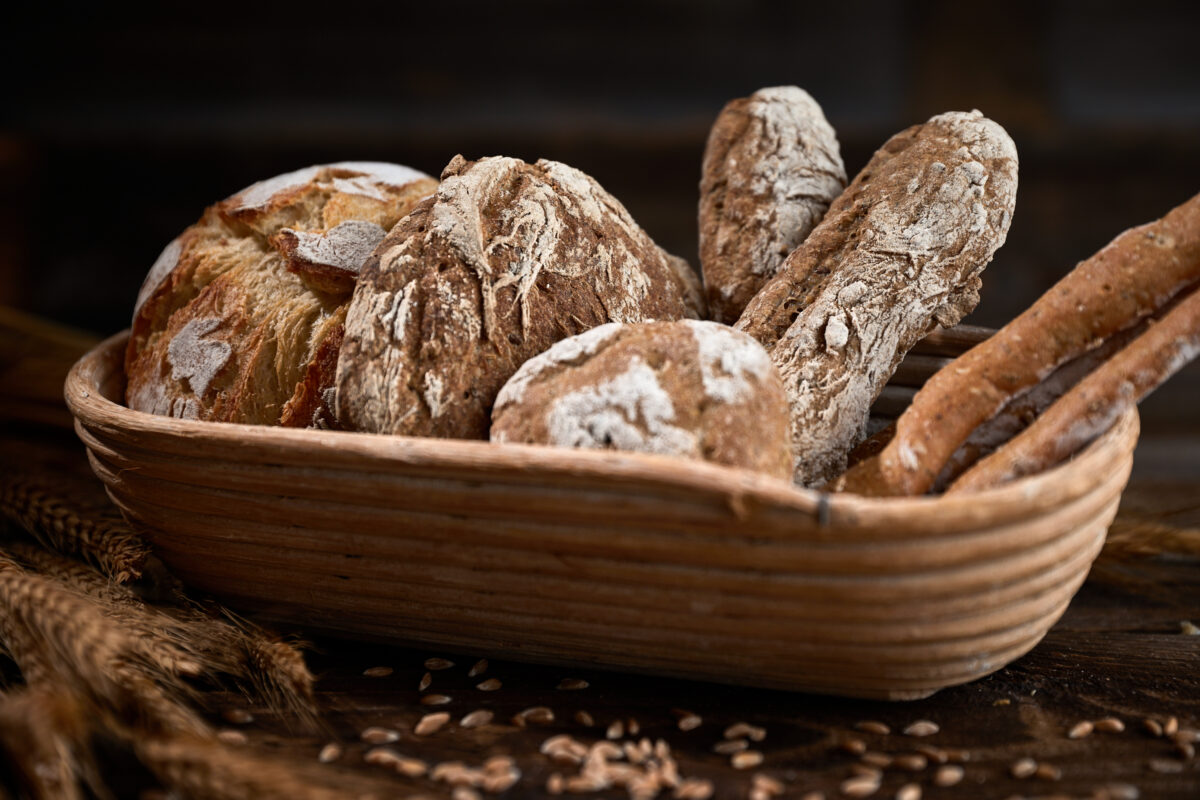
[67,330,1140,528]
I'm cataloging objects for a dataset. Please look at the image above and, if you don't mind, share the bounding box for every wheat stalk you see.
[0,686,94,800]
[0,474,149,582]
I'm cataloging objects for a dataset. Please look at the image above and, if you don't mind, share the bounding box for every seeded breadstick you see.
[948,284,1200,492]
[844,192,1200,497]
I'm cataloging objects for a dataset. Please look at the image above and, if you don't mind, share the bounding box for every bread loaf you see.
[736,110,1019,486]
[336,155,705,440]
[837,191,1200,497]
[491,320,792,479]
[699,86,846,324]
[125,162,436,427]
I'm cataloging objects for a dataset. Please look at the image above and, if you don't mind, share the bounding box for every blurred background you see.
[2,0,1199,442]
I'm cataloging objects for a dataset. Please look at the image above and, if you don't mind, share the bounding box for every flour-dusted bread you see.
[336,155,705,440]
[699,86,846,325]
[736,110,1019,486]
[490,320,792,479]
[125,162,436,427]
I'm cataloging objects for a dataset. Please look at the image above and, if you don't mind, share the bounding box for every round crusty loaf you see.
[490,320,793,480]
[336,154,706,440]
[699,86,846,325]
[126,162,436,428]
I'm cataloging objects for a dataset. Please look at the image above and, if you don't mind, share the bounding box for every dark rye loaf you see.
[735,110,1018,486]
[699,86,846,325]
[337,155,705,439]
[125,163,436,428]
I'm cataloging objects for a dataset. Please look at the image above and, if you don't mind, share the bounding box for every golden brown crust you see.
[490,321,793,479]
[125,163,434,427]
[860,191,1200,497]
[947,284,1200,492]
[337,155,703,440]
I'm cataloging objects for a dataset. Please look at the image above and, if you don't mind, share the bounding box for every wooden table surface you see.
[2,420,1197,800]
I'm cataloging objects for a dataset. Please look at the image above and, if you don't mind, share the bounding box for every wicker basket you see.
[66,330,1139,700]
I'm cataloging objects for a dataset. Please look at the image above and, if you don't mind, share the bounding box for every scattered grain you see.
[943,748,971,763]
[1068,720,1094,739]
[1181,620,1200,635]
[575,710,595,727]
[1173,728,1200,743]
[461,709,493,728]
[607,720,625,740]
[1035,763,1062,781]
[363,666,393,677]
[714,739,748,754]
[542,735,589,764]
[1148,758,1183,774]
[1142,718,1163,737]
[902,720,939,737]
[1097,782,1140,799]
[849,765,882,780]
[317,742,342,763]
[1010,757,1038,779]
[752,773,784,795]
[476,678,502,691]
[855,721,891,735]
[396,757,430,778]
[425,657,455,670]
[415,712,451,736]
[893,753,927,772]
[221,708,254,725]
[839,738,868,756]
[915,745,948,764]
[934,764,964,786]
[419,672,433,691]
[860,752,892,769]
[1164,716,1179,736]
[361,727,400,745]
[1094,718,1125,733]
[1175,740,1195,760]
[547,773,565,795]
[895,783,921,800]
[628,718,641,736]
[364,747,402,767]
[566,773,611,792]
[421,694,453,706]
[725,722,767,741]
[674,778,714,800]
[516,706,555,726]
[558,678,590,690]
[994,698,1012,706]
[800,793,826,800]
[839,774,881,798]
[678,714,703,732]
[216,729,248,746]
[453,787,481,800]
[732,750,764,770]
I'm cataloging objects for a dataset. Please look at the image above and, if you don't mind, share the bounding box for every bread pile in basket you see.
[125,88,1200,495]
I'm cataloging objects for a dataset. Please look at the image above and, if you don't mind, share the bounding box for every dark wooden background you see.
[2,0,1199,439]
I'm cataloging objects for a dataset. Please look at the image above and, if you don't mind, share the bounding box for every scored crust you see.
[735,110,1019,486]
[490,320,793,479]
[125,162,436,427]
[699,86,846,324]
[336,154,705,440]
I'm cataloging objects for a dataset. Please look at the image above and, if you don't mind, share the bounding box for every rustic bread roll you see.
[736,110,1019,486]
[490,320,792,479]
[699,86,846,324]
[337,155,705,440]
[125,162,436,427]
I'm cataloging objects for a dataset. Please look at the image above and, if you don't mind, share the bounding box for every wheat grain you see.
[221,709,253,725]
[460,709,493,728]
[839,774,881,797]
[361,727,400,745]
[855,721,891,735]
[934,764,964,786]
[468,659,488,677]
[1068,720,1094,739]
[317,743,341,763]
[1094,718,1125,733]
[677,714,702,732]
[362,666,392,678]
[475,679,501,691]
[425,658,455,670]
[725,722,766,741]
[419,672,432,691]
[421,694,452,706]
[217,729,248,746]
[1010,757,1037,778]
[557,678,589,690]
[414,712,450,736]
[574,710,595,727]
[1035,763,1062,781]
[860,752,892,768]
[902,720,939,737]
[895,783,921,800]
[731,750,763,770]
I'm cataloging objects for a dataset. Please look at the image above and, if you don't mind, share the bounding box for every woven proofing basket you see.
[66,331,1139,700]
